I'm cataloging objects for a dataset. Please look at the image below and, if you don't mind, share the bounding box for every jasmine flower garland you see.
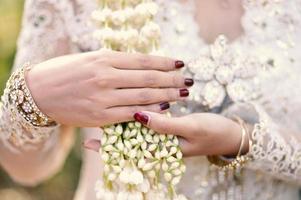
[92,0,186,199]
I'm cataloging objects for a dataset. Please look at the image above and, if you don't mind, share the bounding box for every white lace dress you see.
[2,0,301,199]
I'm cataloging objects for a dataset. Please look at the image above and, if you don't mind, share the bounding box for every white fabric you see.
[2,0,301,199]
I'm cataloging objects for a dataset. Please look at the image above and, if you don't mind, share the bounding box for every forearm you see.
[0,125,74,186]
[0,68,75,186]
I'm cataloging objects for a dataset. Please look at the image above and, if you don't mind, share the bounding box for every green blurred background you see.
[0,0,82,199]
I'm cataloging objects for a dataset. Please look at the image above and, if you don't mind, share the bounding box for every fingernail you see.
[175,60,185,68]
[159,102,170,111]
[134,112,149,125]
[184,78,194,87]
[179,88,189,97]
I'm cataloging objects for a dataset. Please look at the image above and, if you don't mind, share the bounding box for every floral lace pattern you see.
[1,0,301,199]
[186,35,261,109]
[249,104,301,185]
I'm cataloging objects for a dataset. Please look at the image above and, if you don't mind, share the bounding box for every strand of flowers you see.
[92,0,187,200]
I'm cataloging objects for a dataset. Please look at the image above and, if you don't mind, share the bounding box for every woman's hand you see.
[133,112,248,157]
[26,49,193,127]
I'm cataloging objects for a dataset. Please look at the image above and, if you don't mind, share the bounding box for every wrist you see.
[26,63,57,121]
[224,119,249,157]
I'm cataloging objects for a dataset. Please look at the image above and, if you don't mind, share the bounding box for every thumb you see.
[133,111,187,137]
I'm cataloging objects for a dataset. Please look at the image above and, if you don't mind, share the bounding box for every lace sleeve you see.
[13,0,73,69]
[0,0,75,184]
[221,101,301,186]
[184,35,301,185]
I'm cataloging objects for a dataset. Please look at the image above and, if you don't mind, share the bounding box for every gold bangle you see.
[207,116,251,170]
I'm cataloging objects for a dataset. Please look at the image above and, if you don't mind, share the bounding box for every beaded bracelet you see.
[207,116,251,170]
[7,62,57,127]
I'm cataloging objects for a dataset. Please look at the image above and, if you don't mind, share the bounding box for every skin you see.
[0,50,190,185]
[27,49,190,127]
[85,0,249,157]
[0,0,246,185]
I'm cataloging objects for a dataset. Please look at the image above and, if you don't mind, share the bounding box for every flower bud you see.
[137,132,144,143]
[115,124,123,135]
[164,172,172,182]
[148,170,156,178]
[135,121,142,128]
[107,135,118,144]
[167,156,177,163]
[130,129,138,137]
[143,150,153,159]
[108,172,117,181]
[169,147,177,155]
[162,160,169,171]
[145,134,153,143]
[130,138,138,145]
[160,147,168,157]
[124,140,132,149]
[104,145,115,152]
[129,149,137,158]
[141,141,147,150]
[141,127,148,135]
[172,169,182,176]
[104,127,114,135]
[148,144,157,151]
[101,152,109,162]
[148,129,155,135]
[176,151,183,159]
[138,158,146,168]
[143,162,157,171]
[171,176,181,185]
[153,135,160,143]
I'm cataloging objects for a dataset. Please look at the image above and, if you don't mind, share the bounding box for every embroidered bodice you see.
[1,0,301,199]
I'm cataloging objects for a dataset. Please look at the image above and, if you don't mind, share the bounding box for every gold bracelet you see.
[7,62,57,127]
[207,116,251,170]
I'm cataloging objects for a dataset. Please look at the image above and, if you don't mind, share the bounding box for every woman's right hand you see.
[25,49,193,127]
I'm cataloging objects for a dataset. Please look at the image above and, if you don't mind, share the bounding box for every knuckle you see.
[129,106,141,115]
[95,71,115,88]
[137,90,153,104]
[89,110,102,120]
[166,88,177,100]
[144,73,158,87]
[172,74,184,87]
[137,54,152,69]
[157,122,171,133]
[96,56,111,66]
[163,57,171,69]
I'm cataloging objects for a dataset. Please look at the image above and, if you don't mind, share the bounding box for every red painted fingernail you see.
[175,60,185,68]
[134,112,149,125]
[184,78,194,87]
[159,102,170,111]
[179,88,189,97]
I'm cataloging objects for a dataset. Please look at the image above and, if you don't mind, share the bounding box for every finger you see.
[109,88,189,107]
[113,69,193,89]
[83,139,101,152]
[100,103,170,125]
[178,137,193,157]
[106,51,185,71]
[133,111,188,137]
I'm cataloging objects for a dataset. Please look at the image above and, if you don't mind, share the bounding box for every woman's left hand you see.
[132,112,248,157]
[84,112,248,157]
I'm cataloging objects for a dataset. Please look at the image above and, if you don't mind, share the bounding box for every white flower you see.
[188,35,260,108]
[141,22,161,40]
[137,178,150,193]
[95,180,116,200]
[119,165,144,185]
